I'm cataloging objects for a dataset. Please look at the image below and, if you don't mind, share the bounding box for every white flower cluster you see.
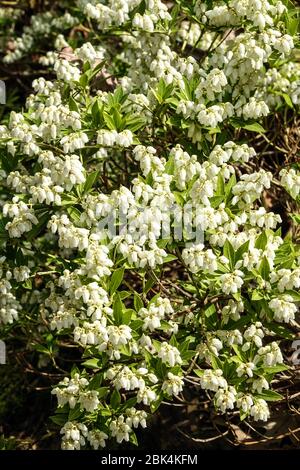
[270,268,300,292]
[3,11,78,64]
[52,373,100,412]
[0,0,299,450]
[280,168,300,200]
[256,342,283,367]
[232,170,272,207]
[107,365,158,405]
[109,408,147,444]
[200,369,227,392]
[60,422,88,450]
[162,372,184,397]
[199,362,271,420]
[0,258,21,325]
[182,244,217,274]
[3,197,38,238]
[157,342,182,367]
[208,142,256,165]
[60,420,109,450]
[269,296,298,323]
[137,297,175,332]
[97,129,133,147]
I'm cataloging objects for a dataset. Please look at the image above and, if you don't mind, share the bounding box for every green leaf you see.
[164,156,174,175]
[194,369,204,378]
[0,216,8,240]
[88,373,103,389]
[225,314,253,331]
[15,248,25,265]
[129,432,138,446]
[82,358,102,369]
[291,213,300,224]
[153,78,174,103]
[204,304,218,330]
[231,344,245,361]
[251,290,265,301]
[172,191,185,206]
[156,238,170,249]
[113,293,123,325]
[66,206,81,223]
[130,319,144,330]
[255,390,283,402]
[267,322,294,340]
[103,112,116,130]
[225,173,237,199]
[148,293,160,306]
[157,78,166,101]
[109,267,125,295]
[84,170,100,193]
[97,387,110,398]
[50,414,68,426]
[111,86,126,105]
[283,290,300,301]
[68,404,83,421]
[112,108,123,131]
[69,96,79,112]
[235,240,250,262]
[181,350,196,362]
[119,343,131,356]
[125,116,146,132]
[243,122,266,133]
[240,411,248,421]
[71,365,80,378]
[259,256,270,280]
[210,355,223,370]
[263,364,289,374]
[98,408,112,417]
[119,397,137,412]
[169,334,179,347]
[79,73,88,88]
[88,60,106,83]
[210,196,224,208]
[134,292,143,311]
[150,395,163,413]
[223,239,236,269]
[282,93,294,108]
[143,276,156,294]
[22,278,32,290]
[60,193,78,206]
[232,292,242,302]
[26,212,50,241]
[162,254,177,263]
[216,172,225,196]
[255,231,268,250]
[122,308,133,325]
[91,99,103,125]
[110,389,121,409]
[119,290,131,300]
[82,61,91,73]
[286,13,299,36]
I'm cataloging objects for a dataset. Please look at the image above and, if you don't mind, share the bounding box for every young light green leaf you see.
[109,267,125,295]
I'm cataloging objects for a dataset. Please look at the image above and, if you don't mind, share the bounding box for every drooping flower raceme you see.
[0,0,299,450]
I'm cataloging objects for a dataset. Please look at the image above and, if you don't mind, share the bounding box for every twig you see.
[177,426,229,443]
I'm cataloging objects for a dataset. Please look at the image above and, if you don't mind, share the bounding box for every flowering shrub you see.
[0,0,300,449]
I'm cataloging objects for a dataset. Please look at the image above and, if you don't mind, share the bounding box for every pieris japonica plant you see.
[0,0,299,450]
